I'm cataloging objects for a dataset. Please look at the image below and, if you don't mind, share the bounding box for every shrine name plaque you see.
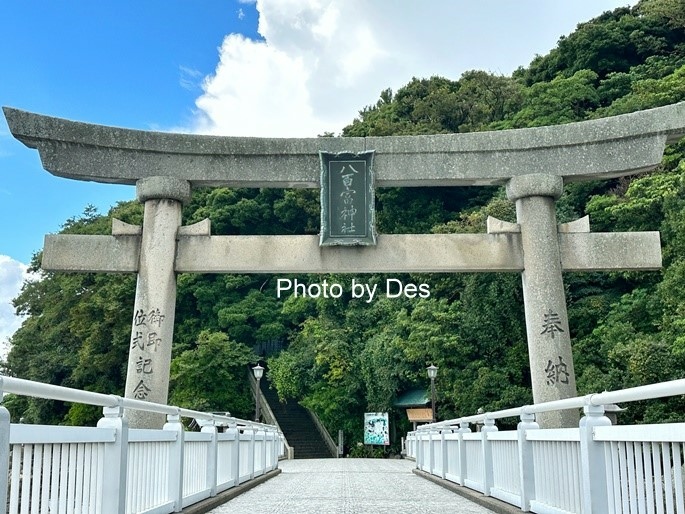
[319,150,376,246]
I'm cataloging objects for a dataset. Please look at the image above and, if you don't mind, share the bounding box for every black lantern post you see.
[427,364,438,423]
[252,364,264,422]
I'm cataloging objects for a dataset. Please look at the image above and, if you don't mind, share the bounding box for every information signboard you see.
[364,412,389,446]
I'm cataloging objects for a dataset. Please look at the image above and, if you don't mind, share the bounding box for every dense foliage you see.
[4,0,685,450]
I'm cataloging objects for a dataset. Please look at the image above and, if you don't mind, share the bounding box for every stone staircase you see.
[260,376,333,459]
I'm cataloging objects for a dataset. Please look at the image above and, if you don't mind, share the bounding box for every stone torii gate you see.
[5,103,685,428]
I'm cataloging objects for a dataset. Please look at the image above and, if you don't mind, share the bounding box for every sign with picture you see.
[363,412,389,446]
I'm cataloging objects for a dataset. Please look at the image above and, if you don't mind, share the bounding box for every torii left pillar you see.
[124,177,190,428]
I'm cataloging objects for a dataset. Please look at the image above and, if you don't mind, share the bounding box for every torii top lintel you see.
[4,103,685,189]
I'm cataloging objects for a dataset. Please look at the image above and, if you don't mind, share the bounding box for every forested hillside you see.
[5,0,685,450]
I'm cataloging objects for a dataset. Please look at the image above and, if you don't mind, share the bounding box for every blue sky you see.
[0,0,636,346]
[0,1,261,264]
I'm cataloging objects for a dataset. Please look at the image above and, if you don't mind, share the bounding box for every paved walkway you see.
[209,458,493,513]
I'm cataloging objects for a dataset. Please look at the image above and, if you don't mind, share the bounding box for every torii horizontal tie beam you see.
[42,232,661,274]
[4,103,685,188]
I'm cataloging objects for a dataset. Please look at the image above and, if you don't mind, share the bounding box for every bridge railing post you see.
[257,427,263,473]
[0,384,10,514]
[97,402,128,514]
[428,429,435,475]
[267,429,276,471]
[277,431,285,462]
[269,430,278,469]
[247,426,256,480]
[200,421,218,496]
[579,404,611,513]
[262,428,269,472]
[517,411,539,512]
[227,422,240,486]
[481,417,498,496]
[440,428,452,480]
[163,412,185,512]
[415,431,423,469]
[457,421,471,486]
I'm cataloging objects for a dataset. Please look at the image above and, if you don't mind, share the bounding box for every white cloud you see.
[179,65,204,92]
[194,34,316,136]
[191,0,637,137]
[0,255,36,360]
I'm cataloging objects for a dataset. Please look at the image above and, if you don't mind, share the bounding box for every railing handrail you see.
[0,374,279,431]
[417,377,685,431]
[306,407,339,458]
[248,370,295,459]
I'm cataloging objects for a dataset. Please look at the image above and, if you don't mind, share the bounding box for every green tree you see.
[593,64,685,116]
[638,0,685,29]
[169,331,257,418]
[503,70,600,128]
[516,5,682,85]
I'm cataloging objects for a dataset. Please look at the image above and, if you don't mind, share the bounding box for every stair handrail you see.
[306,407,339,458]
[248,365,335,458]
[249,370,295,459]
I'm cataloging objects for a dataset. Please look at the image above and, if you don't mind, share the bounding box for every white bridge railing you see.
[0,375,285,514]
[406,379,685,514]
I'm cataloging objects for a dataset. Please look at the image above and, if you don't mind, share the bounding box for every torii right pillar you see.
[507,174,577,428]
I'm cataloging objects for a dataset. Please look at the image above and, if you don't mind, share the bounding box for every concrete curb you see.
[412,469,521,514]
[181,468,282,514]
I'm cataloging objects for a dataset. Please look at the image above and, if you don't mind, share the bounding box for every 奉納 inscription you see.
[541,309,565,339]
[545,355,570,386]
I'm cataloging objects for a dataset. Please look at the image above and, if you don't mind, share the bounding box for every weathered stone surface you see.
[43,234,140,272]
[112,218,142,236]
[558,216,590,233]
[560,232,661,271]
[5,102,685,187]
[175,234,523,273]
[506,173,564,200]
[178,218,211,236]
[486,216,520,234]
[508,175,577,428]
[124,198,182,429]
[136,176,191,204]
[42,232,662,274]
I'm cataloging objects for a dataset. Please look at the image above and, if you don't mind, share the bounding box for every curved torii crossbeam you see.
[4,104,685,187]
[5,103,685,429]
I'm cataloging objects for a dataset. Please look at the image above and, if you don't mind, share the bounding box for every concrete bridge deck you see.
[208,458,495,514]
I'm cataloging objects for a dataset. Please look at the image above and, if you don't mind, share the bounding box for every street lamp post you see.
[427,364,438,423]
[252,363,264,422]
